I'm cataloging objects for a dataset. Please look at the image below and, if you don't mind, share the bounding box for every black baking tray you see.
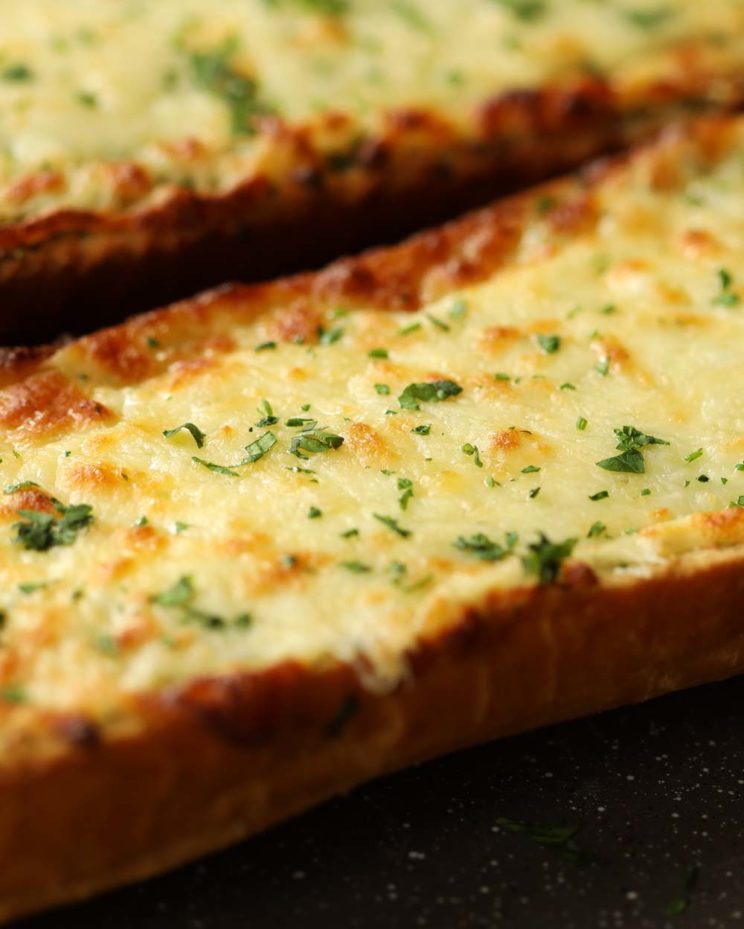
[17,675,744,929]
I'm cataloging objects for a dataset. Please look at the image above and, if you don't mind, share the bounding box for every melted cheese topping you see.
[0,0,743,219]
[2,119,744,719]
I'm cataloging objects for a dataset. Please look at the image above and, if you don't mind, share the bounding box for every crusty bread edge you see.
[1,545,744,923]
[2,64,742,342]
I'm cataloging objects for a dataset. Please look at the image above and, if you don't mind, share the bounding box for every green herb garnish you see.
[522,533,576,584]
[454,531,517,562]
[163,422,206,448]
[596,426,669,474]
[289,429,344,458]
[398,380,462,411]
[536,334,561,354]
[241,431,277,464]
[13,501,94,552]
[373,514,412,538]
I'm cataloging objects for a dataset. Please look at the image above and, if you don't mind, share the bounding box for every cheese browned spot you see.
[0,371,112,441]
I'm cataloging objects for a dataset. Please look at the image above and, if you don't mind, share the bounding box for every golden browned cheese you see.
[1,0,744,338]
[2,115,744,922]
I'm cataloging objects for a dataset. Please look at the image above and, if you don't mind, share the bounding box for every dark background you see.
[19,677,744,929]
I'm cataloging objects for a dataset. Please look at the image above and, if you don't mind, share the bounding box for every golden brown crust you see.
[2,67,743,343]
[2,546,744,923]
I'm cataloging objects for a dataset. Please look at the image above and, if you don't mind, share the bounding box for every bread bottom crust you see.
[1,550,743,923]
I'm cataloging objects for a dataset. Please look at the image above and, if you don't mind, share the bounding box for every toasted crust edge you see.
[2,546,744,923]
[2,67,742,342]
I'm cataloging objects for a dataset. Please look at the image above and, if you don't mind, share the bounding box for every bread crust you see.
[1,546,744,923]
[2,114,744,922]
[2,65,742,343]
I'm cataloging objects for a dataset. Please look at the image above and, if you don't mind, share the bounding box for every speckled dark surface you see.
[18,676,744,929]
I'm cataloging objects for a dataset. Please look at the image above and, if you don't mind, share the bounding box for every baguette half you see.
[3,115,744,921]
[1,0,744,340]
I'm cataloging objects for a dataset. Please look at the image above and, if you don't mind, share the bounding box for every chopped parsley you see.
[185,39,269,135]
[426,312,450,332]
[163,422,206,448]
[411,424,431,435]
[685,448,704,463]
[18,581,48,595]
[521,465,540,474]
[192,457,239,477]
[576,417,588,431]
[290,428,344,458]
[340,560,371,573]
[522,533,576,584]
[256,399,279,426]
[151,575,252,630]
[13,501,94,552]
[454,531,517,562]
[596,426,669,474]
[528,486,541,499]
[390,0,430,30]
[373,513,412,538]
[255,341,277,352]
[368,347,389,359]
[318,326,343,346]
[491,0,547,21]
[623,7,674,29]
[462,443,483,468]
[398,380,463,411]
[589,490,609,501]
[375,384,391,395]
[587,521,606,539]
[536,334,561,354]
[712,268,740,307]
[308,506,322,519]
[397,478,414,510]
[666,865,700,917]
[2,63,34,82]
[495,817,591,863]
[595,357,610,376]
[286,417,317,428]
[0,685,28,705]
[398,321,422,337]
[241,430,278,464]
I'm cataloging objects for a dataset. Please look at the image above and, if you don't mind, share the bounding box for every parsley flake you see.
[290,429,344,457]
[163,422,206,448]
[373,514,412,538]
[462,443,483,468]
[522,533,577,585]
[13,501,94,552]
[596,426,669,474]
[398,380,462,411]
[536,334,561,354]
[454,531,517,562]
[241,431,278,464]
